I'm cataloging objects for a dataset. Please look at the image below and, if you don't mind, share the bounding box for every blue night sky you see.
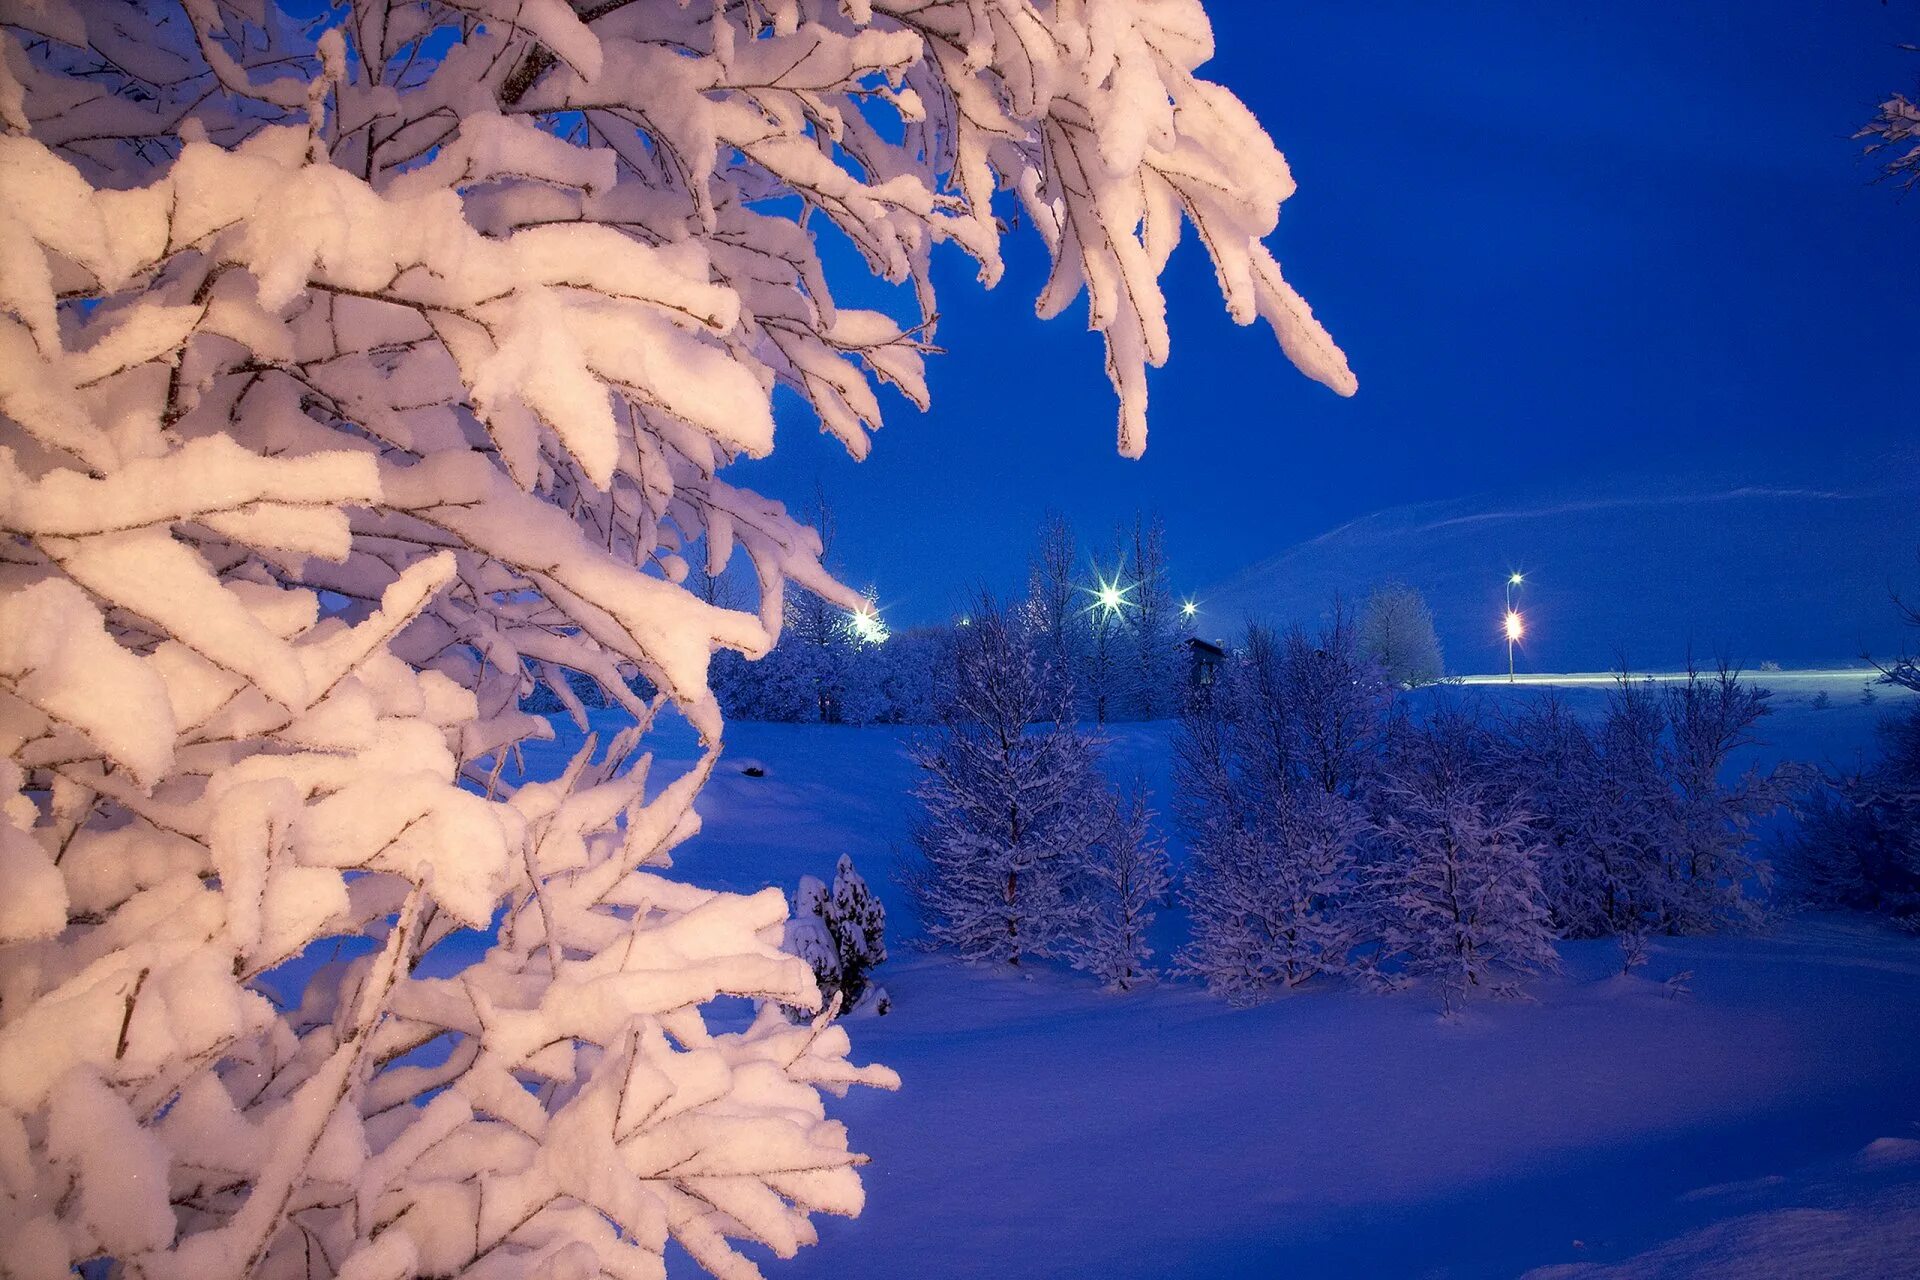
[742,1,1920,635]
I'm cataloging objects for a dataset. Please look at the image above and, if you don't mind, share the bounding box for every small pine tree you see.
[785,876,844,1021]
[908,596,1109,965]
[1074,784,1172,990]
[785,857,889,1020]
[828,854,889,1007]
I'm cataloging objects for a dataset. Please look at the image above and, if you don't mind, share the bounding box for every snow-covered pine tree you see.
[827,853,889,1009]
[1359,581,1445,688]
[1074,782,1171,990]
[784,856,888,1018]
[908,596,1108,965]
[0,1,1351,1275]
[785,874,845,1020]
[1369,707,1559,1009]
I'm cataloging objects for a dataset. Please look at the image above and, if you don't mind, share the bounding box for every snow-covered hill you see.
[1199,482,1920,676]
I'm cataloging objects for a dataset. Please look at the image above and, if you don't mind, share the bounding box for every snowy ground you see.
[523,673,1920,1279]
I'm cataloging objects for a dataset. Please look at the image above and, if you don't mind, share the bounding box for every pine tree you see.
[785,875,845,1019]
[908,597,1109,965]
[827,853,889,1008]
[785,856,888,1018]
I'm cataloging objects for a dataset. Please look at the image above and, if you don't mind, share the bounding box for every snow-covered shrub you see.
[1175,620,1386,998]
[1654,664,1785,931]
[782,858,888,1019]
[1494,669,1783,938]
[828,856,889,1004]
[1073,782,1171,991]
[908,596,1110,965]
[1359,581,1445,688]
[1495,689,1662,938]
[0,0,1351,1275]
[786,875,846,1018]
[1788,706,1920,924]
[1368,706,1559,1009]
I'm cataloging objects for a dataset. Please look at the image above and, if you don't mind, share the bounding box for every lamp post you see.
[1503,572,1524,683]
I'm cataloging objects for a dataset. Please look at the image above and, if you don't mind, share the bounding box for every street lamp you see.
[1084,568,1135,621]
[848,605,888,644]
[1503,573,1524,683]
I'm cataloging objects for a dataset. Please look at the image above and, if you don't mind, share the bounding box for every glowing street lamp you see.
[848,605,888,644]
[1503,572,1525,682]
[1084,568,1135,622]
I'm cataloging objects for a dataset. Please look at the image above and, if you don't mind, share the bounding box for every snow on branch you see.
[0,1,1347,1276]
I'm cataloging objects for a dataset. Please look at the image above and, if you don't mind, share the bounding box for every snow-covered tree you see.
[1121,513,1178,719]
[0,0,1351,1276]
[1790,705,1920,922]
[1174,622,1382,999]
[1495,690,1660,937]
[1369,707,1559,1008]
[1073,782,1170,991]
[1859,61,1920,190]
[1359,581,1445,688]
[1654,662,1784,932]
[785,855,888,1018]
[908,596,1108,965]
[1025,510,1083,706]
[827,854,889,1008]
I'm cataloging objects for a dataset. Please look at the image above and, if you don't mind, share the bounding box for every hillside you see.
[1199,483,1920,675]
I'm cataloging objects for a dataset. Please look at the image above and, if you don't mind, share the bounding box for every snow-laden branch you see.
[0,1,1350,1276]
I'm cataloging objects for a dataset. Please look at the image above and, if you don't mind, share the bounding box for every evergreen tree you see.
[785,856,889,1019]
[828,854,890,1007]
